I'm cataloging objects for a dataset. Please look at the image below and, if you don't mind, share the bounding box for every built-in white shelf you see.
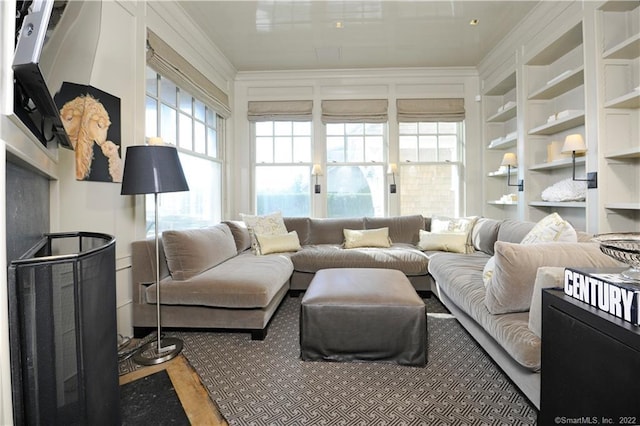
[604,203,640,210]
[604,90,640,109]
[603,33,640,60]
[488,134,517,150]
[528,67,585,100]
[605,147,640,159]
[529,157,585,171]
[529,201,586,208]
[488,200,518,206]
[487,103,517,122]
[528,111,585,135]
[599,1,640,12]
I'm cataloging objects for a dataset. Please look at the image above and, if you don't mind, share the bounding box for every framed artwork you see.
[55,82,123,183]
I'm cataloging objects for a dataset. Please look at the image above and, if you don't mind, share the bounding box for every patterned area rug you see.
[170,296,537,425]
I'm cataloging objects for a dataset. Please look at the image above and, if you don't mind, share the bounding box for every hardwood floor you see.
[119,354,227,425]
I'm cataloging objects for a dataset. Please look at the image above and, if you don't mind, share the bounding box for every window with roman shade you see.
[248,100,314,216]
[145,30,229,234]
[321,99,389,217]
[395,98,465,218]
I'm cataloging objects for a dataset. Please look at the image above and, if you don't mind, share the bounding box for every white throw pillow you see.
[430,216,478,253]
[417,230,467,253]
[520,212,577,244]
[255,231,301,255]
[240,211,288,254]
[343,228,391,249]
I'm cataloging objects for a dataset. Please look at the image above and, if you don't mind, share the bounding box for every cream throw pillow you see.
[430,216,478,253]
[484,241,623,314]
[418,230,467,253]
[520,212,577,244]
[344,228,391,249]
[240,211,288,254]
[255,231,301,255]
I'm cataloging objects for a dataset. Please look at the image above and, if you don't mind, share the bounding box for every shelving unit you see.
[482,70,520,220]
[597,0,640,232]
[523,22,588,230]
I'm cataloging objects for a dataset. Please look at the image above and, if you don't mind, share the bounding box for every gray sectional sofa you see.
[130,213,621,409]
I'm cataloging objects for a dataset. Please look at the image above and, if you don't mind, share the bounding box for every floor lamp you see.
[121,143,189,365]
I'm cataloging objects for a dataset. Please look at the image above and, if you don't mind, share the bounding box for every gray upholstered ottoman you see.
[300,268,427,366]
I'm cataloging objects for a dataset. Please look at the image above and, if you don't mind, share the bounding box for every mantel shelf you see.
[604,203,640,211]
[488,135,517,150]
[604,90,640,109]
[529,157,585,171]
[605,147,640,159]
[529,201,586,208]
[487,104,517,122]
[528,112,585,135]
[528,67,585,100]
[603,33,640,60]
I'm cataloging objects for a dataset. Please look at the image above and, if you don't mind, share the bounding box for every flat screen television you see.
[13,0,72,149]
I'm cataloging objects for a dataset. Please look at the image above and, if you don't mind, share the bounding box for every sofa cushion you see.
[497,219,535,243]
[528,267,565,338]
[240,211,288,254]
[283,217,311,245]
[417,230,467,253]
[256,230,301,255]
[308,217,365,244]
[147,251,293,309]
[471,218,501,255]
[162,224,237,281]
[428,251,542,371]
[344,228,391,248]
[364,215,425,244]
[485,241,624,315]
[290,243,429,276]
[223,220,252,253]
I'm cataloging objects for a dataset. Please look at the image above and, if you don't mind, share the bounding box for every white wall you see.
[232,68,483,219]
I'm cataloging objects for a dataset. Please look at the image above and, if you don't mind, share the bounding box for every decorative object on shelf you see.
[312,164,323,194]
[546,140,571,163]
[121,140,190,365]
[541,177,586,202]
[561,134,597,188]
[500,152,524,192]
[387,163,397,193]
[592,233,640,281]
[499,193,518,203]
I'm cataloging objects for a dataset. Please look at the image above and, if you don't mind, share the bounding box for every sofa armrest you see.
[528,266,565,338]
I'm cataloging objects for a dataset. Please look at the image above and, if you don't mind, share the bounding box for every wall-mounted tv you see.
[13,0,72,149]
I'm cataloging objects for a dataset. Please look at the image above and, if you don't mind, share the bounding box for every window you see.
[398,121,463,217]
[254,121,312,216]
[326,122,385,217]
[145,67,223,235]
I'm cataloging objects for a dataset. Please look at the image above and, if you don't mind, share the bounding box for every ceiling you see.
[176,1,539,72]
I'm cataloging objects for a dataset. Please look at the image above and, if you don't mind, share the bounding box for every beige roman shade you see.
[321,99,388,123]
[247,100,313,122]
[396,98,465,122]
[147,30,230,118]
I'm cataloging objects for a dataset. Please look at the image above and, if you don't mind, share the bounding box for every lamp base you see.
[133,336,183,366]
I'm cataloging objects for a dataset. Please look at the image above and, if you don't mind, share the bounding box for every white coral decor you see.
[541,178,587,202]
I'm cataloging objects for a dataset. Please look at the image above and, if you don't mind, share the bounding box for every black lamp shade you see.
[120,145,189,195]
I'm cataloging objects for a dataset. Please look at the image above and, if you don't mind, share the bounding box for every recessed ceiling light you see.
[469,19,479,26]
[335,21,344,29]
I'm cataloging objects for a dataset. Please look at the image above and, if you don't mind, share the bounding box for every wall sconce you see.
[561,134,597,189]
[501,152,524,192]
[312,164,322,193]
[387,163,397,193]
